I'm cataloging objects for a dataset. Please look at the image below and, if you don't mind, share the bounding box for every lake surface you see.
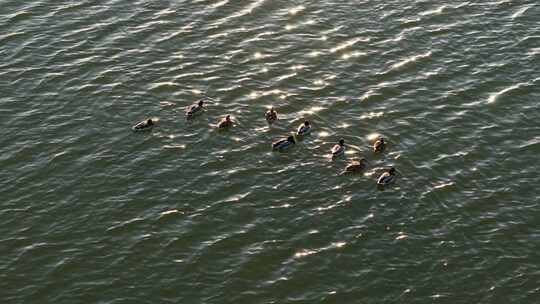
[2,0,540,303]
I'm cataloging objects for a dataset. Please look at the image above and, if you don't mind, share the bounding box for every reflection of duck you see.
[331,139,345,157]
[343,158,369,173]
[377,167,396,186]
[272,135,296,151]
[373,137,386,153]
[217,115,233,129]
[265,107,278,124]
[185,100,205,119]
[132,119,154,131]
[297,121,311,136]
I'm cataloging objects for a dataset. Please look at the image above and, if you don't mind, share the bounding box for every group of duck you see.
[132,99,397,187]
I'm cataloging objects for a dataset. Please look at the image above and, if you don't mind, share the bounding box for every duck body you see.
[217,115,233,129]
[297,124,311,136]
[272,136,296,151]
[344,159,368,173]
[132,119,154,131]
[331,139,346,157]
[265,108,278,124]
[377,168,396,186]
[373,137,386,153]
[185,100,205,119]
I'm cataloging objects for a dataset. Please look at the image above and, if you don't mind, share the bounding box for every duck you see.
[132,118,154,131]
[331,139,346,158]
[373,137,386,153]
[296,121,311,136]
[343,158,369,174]
[217,115,234,129]
[185,100,205,119]
[272,135,296,151]
[265,107,278,124]
[377,167,396,186]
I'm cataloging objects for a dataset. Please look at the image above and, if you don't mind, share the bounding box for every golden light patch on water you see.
[367,133,381,141]
[341,51,367,60]
[528,47,540,56]
[267,89,283,95]
[285,24,294,31]
[162,144,186,149]
[253,52,263,59]
[332,241,346,248]
[360,89,376,101]
[160,209,182,216]
[308,51,321,57]
[210,0,229,9]
[290,64,306,71]
[294,249,317,258]
[321,35,327,41]
[487,83,525,104]
[318,131,330,138]
[232,137,242,142]
[288,5,305,15]
[314,79,326,86]
[160,101,175,107]
[395,233,408,240]
[304,19,316,25]
[330,37,363,53]
[391,51,432,70]
[249,91,259,99]
[191,89,202,94]
[261,67,268,73]
[433,181,454,189]
[360,112,384,119]
[300,106,324,115]
[363,171,375,177]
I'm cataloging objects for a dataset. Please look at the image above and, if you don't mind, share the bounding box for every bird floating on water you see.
[377,167,396,186]
[132,119,154,131]
[185,100,205,119]
[373,137,386,153]
[296,121,311,136]
[331,139,346,158]
[217,115,233,129]
[265,107,278,124]
[272,135,296,151]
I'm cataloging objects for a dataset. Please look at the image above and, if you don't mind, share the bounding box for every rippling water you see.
[2,0,540,303]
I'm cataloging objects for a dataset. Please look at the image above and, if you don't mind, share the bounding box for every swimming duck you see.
[185,100,205,119]
[377,167,396,186]
[265,107,278,124]
[373,137,386,153]
[272,135,296,151]
[297,121,311,136]
[331,139,346,157]
[343,158,369,174]
[132,118,154,131]
[217,115,233,129]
